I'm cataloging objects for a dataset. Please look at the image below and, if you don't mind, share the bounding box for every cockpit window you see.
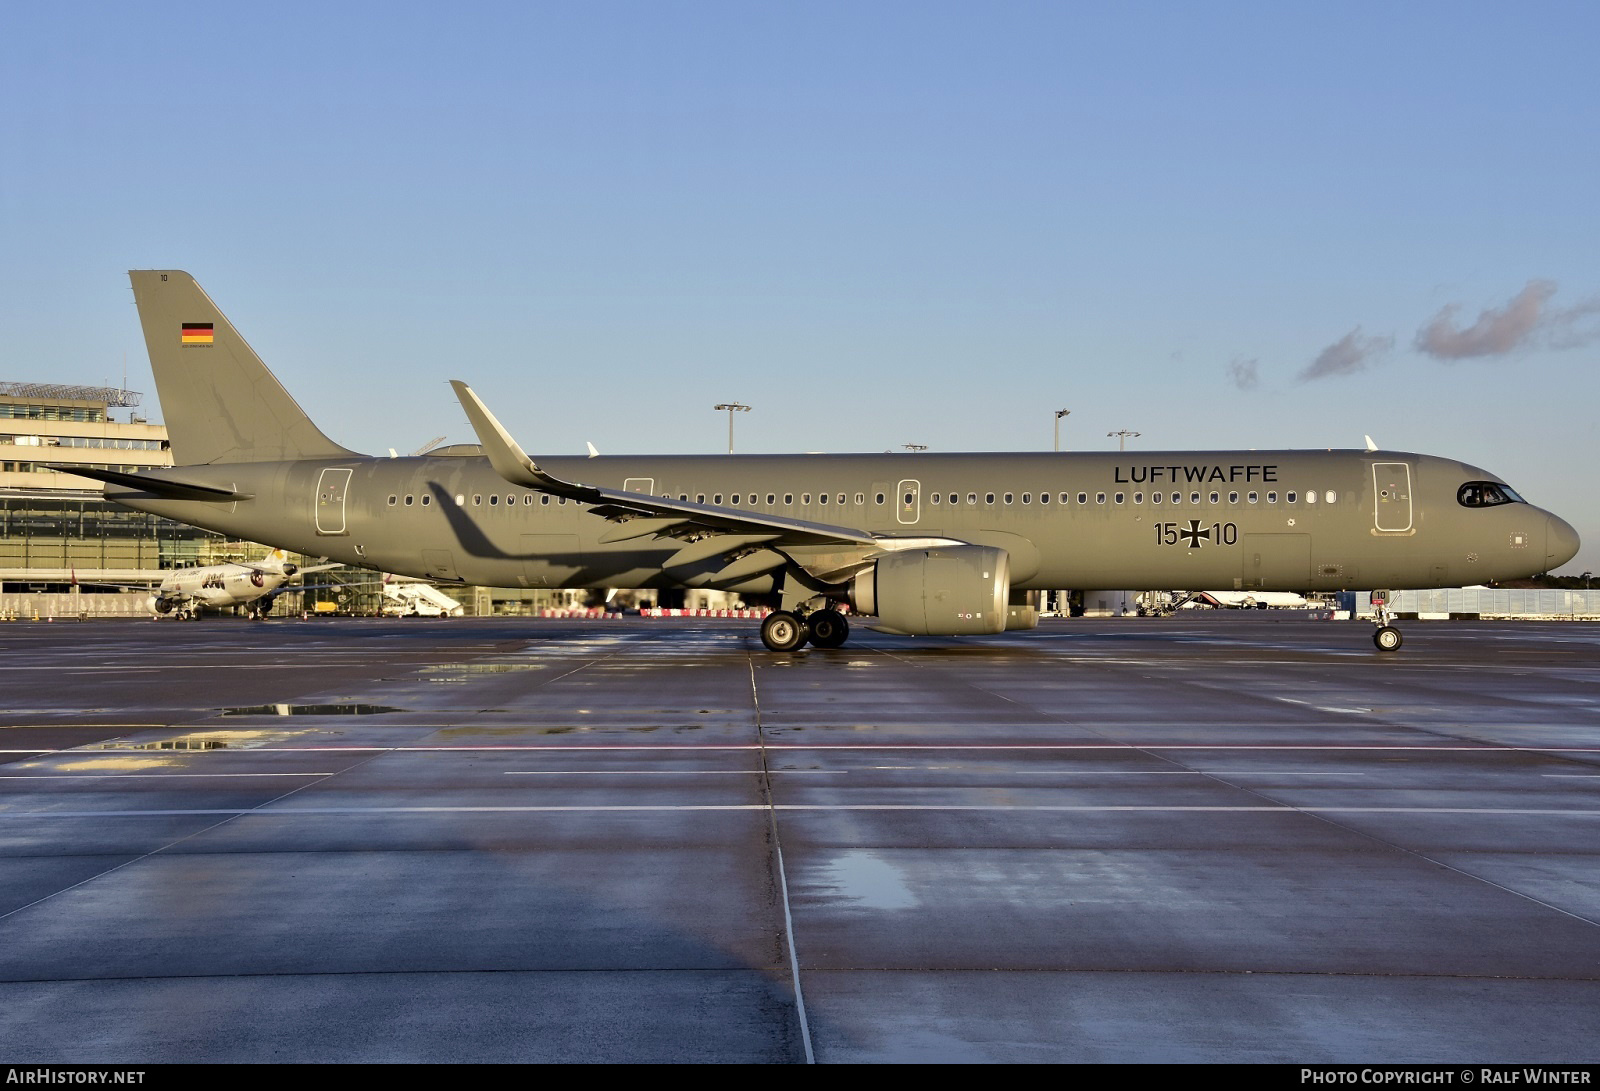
[1458,481,1523,508]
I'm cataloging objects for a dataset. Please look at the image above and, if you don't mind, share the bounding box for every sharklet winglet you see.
[450,380,597,499]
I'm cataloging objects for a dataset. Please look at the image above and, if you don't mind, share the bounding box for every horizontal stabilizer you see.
[46,466,254,503]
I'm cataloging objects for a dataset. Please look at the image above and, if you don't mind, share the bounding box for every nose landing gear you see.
[1370,590,1403,651]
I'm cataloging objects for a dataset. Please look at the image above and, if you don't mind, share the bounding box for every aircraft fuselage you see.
[105,448,1576,594]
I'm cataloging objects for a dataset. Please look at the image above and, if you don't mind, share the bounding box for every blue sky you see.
[3,2,1596,572]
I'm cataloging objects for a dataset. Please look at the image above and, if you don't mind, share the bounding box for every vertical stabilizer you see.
[128,270,358,465]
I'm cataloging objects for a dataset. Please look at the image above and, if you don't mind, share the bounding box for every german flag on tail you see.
[181,322,214,345]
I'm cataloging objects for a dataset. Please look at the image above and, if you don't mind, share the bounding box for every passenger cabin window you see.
[1248,492,1258,504]
[1458,481,1523,507]
[1325,490,1337,504]
[1306,491,1317,504]
[1286,491,1297,503]
[1133,492,1143,504]
[1229,491,1239,504]
[1114,492,1124,504]
[387,495,397,506]
[421,495,431,506]
[968,493,977,505]
[1266,492,1277,504]
[404,496,414,506]
[1149,492,1159,504]
[1095,492,1105,504]
[1077,493,1086,505]
[1209,491,1219,504]
[784,493,793,505]
[984,493,995,505]
[1039,492,1049,505]
[874,493,884,505]
[1003,492,1013,505]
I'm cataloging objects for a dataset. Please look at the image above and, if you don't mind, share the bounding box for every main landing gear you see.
[1370,589,1403,651]
[759,608,851,652]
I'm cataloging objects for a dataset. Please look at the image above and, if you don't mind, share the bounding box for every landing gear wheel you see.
[760,610,809,652]
[1373,625,1403,651]
[807,609,850,648]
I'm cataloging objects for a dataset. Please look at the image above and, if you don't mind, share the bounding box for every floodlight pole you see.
[1054,409,1071,452]
[713,402,750,454]
[1107,429,1140,452]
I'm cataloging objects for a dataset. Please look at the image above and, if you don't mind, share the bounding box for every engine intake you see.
[849,545,1010,636]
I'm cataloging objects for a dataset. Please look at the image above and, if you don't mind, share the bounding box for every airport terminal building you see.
[0,381,220,590]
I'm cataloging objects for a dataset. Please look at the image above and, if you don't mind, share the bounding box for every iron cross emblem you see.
[1180,520,1211,548]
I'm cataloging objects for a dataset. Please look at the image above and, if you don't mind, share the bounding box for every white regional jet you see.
[141,550,342,620]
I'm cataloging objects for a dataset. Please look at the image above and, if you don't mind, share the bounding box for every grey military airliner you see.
[62,271,1580,652]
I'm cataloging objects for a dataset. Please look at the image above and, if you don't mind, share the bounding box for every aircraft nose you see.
[1547,514,1581,569]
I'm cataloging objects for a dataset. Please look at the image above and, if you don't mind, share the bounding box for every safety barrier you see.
[538,608,776,618]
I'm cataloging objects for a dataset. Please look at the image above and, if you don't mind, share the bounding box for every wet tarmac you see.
[1,614,1597,1063]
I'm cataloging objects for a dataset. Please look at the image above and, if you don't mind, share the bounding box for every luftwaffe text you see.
[1115,463,1279,484]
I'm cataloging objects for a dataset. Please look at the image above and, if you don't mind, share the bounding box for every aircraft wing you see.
[451,381,963,585]
[231,560,344,576]
[453,381,880,549]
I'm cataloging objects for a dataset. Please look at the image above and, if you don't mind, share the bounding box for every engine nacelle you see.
[849,546,1010,636]
[148,594,176,615]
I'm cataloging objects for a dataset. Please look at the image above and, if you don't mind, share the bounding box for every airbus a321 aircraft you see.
[61,271,1580,652]
[127,549,341,620]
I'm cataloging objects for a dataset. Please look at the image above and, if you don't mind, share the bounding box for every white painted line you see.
[504,770,830,776]
[0,773,336,780]
[3,805,1598,819]
[15,743,1600,754]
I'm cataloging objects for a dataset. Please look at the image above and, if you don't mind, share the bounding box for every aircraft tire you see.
[807,609,850,648]
[1373,625,1403,651]
[760,610,809,652]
